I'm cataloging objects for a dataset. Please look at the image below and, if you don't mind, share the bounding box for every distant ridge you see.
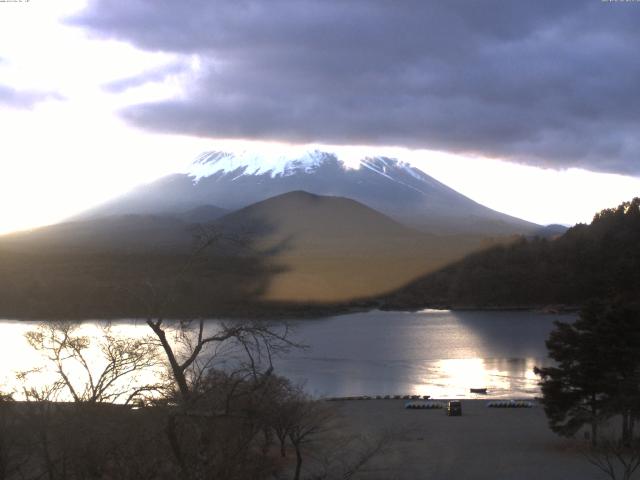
[0,214,194,253]
[0,204,226,253]
[77,150,540,236]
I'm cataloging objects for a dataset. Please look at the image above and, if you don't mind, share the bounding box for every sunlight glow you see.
[413,358,542,399]
[0,321,162,400]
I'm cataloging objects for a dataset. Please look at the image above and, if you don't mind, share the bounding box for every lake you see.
[0,309,573,399]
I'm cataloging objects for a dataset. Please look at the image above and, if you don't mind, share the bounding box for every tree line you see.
[385,198,640,309]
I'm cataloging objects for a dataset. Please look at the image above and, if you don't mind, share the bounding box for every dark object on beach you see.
[447,400,462,416]
[405,401,444,410]
[470,388,488,394]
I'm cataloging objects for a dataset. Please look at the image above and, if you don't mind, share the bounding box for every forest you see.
[384,198,640,310]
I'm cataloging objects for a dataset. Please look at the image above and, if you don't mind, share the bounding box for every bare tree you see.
[266,386,394,480]
[22,321,166,404]
[16,323,170,480]
[140,225,296,399]
[141,317,299,480]
[145,317,295,404]
[267,378,299,458]
[0,392,31,480]
[17,386,65,480]
[285,394,336,480]
[584,437,640,480]
[309,431,395,480]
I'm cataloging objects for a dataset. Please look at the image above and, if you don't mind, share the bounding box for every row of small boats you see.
[404,400,535,410]
[325,391,535,407]
[326,394,431,401]
[487,400,534,408]
[326,388,490,401]
[405,401,445,409]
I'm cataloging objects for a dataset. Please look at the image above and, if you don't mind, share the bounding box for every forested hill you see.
[383,198,640,309]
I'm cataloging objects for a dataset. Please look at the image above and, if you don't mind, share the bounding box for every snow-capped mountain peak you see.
[189,150,334,181]
[79,149,538,236]
[187,149,440,192]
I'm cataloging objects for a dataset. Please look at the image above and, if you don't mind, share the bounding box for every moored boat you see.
[470,388,488,394]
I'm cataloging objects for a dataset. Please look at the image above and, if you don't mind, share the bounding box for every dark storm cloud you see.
[102,60,190,93]
[0,84,62,109]
[71,0,640,174]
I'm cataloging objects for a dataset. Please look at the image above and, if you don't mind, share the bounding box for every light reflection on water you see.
[273,309,574,399]
[420,357,543,398]
[0,310,574,399]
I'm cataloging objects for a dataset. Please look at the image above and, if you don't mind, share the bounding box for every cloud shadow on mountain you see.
[0,214,293,320]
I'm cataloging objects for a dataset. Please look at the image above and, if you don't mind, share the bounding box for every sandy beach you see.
[333,399,604,480]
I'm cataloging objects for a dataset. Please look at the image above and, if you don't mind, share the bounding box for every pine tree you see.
[535,301,640,446]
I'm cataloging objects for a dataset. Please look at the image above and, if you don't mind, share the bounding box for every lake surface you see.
[0,310,574,399]
[277,310,572,398]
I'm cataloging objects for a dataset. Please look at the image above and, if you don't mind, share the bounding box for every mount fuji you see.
[0,151,551,313]
[81,150,538,236]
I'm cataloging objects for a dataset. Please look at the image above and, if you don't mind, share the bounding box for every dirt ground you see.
[333,399,607,480]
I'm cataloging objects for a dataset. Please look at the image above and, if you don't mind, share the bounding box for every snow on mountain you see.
[78,149,540,236]
[189,150,333,181]
[358,156,452,195]
[188,149,448,194]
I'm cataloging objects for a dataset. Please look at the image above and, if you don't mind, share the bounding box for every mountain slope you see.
[383,198,640,309]
[79,151,539,236]
[0,203,228,254]
[0,214,194,253]
[217,190,418,248]
[213,191,487,302]
[179,205,227,224]
[0,191,492,316]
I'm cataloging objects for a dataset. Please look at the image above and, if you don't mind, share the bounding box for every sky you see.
[0,0,639,235]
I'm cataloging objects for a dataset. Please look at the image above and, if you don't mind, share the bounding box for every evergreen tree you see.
[535,301,640,446]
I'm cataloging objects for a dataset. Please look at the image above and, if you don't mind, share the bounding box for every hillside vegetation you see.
[384,198,640,309]
[2,194,631,319]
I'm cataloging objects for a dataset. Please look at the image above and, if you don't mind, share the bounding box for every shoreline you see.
[0,302,580,322]
[324,396,540,402]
